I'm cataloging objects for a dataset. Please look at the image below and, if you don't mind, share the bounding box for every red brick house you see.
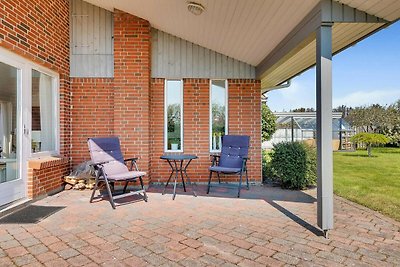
[0,0,398,233]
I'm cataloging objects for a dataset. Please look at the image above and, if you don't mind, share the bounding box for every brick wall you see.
[27,158,70,199]
[0,0,71,198]
[70,78,114,165]
[70,11,152,184]
[113,10,151,182]
[150,78,262,184]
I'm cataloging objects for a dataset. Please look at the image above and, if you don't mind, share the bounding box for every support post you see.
[316,23,334,234]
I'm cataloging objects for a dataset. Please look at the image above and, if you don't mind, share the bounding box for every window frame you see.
[30,67,60,158]
[209,79,228,153]
[164,79,184,152]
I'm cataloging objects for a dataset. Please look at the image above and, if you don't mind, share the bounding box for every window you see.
[210,80,228,152]
[165,80,183,152]
[31,69,58,154]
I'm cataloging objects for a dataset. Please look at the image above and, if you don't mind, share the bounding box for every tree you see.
[262,104,276,142]
[350,133,389,157]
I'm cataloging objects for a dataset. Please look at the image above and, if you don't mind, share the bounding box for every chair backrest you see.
[87,137,128,176]
[218,135,250,169]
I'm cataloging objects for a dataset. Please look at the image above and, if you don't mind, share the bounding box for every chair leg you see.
[207,171,213,194]
[245,169,249,190]
[104,179,116,209]
[90,178,99,203]
[139,176,148,202]
[217,173,221,184]
[238,172,243,198]
[122,181,129,193]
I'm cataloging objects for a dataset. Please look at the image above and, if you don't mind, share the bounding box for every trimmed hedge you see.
[267,141,317,189]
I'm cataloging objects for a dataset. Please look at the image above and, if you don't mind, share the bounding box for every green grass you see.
[334,147,400,221]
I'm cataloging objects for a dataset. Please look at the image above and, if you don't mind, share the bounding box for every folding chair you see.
[87,137,147,209]
[207,135,250,198]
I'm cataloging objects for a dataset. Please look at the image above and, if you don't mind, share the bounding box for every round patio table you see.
[160,154,198,200]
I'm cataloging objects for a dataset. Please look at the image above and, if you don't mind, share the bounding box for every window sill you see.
[28,156,68,170]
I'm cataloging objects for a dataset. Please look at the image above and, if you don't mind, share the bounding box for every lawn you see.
[334,147,400,221]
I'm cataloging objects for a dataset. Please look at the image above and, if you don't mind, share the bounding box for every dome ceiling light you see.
[187,2,205,16]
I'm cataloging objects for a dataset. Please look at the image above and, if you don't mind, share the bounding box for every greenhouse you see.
[264,112,355,150]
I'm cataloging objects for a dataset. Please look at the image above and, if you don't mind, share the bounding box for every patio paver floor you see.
[0,184,399,266]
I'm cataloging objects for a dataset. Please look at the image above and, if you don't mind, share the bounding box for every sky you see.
[267,21,400,112]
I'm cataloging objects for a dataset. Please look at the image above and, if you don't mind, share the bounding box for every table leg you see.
[172,160,178,200]
[180,160,186,192]
[183,159,197,197]
[162,169,174,195]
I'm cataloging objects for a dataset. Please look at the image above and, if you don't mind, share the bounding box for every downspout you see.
[261,80,291,101]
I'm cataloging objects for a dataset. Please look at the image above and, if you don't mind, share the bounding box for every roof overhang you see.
[83,0,399,88]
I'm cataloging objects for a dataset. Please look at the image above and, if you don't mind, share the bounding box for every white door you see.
[0,57,28,206]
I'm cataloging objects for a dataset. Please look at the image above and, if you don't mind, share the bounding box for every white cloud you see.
[333,89,400,107]
[266,80,316,111]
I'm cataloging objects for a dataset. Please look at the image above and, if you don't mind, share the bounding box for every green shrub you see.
[268,141,316,189]
[262,149,272,182]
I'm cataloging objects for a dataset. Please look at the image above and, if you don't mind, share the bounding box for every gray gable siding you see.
[151,29,256,79]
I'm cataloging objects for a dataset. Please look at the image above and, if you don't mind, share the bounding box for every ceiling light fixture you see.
[187,2,205,16]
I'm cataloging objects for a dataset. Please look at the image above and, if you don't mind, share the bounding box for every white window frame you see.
[164,79,184,152]
[30,67,60,158]
[209,79,228,153]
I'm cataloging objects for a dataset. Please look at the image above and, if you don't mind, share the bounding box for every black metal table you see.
[160,154,197,200]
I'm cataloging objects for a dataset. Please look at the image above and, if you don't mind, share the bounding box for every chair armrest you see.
[89,161,110,167]
[124,157,138,162]
[124,157,139,171]
[210,153,220,166]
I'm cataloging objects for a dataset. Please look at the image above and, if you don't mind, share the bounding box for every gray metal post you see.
[316,23,334,236]
[291,116,294,142]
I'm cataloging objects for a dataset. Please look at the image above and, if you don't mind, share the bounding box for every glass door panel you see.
[0,61,19,184]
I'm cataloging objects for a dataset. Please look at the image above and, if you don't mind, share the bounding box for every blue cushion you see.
[209,166,242,173]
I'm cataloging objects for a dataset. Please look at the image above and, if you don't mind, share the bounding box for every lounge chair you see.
[87,137,147,209]
[207,135,250,198]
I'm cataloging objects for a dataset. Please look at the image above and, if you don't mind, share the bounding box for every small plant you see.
[350,132,389,157]
[268,141,316,190]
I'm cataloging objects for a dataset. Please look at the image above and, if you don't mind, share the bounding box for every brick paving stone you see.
[123,256,148,267]
[162,250,186,262]
[43,258,69,267]
[235,248,260,260]
[179,257,206,267]
[273,252,301,265]
[250,245,276,257]
[199,254,225,265]
[216,251,243,264]
[88,251,114,264]
[231,239,253,250]
[245,236,268,246]
[66,254,92,266]
[19,237,41,247]
[57,247,80,259]
[238,258,266,267]
[147,243,168,254]
[0,239,21,249]
[5,246,28,258]
[127,245,152,257]
[39,236,60,246]
[36,251,59,263]
[181,246,205,258]
[316,250,346,264]
[13,254,37,266]
[180,238,203,249]
[27,244,49,255]
[144,253,168,265]
[255,255,284,266]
